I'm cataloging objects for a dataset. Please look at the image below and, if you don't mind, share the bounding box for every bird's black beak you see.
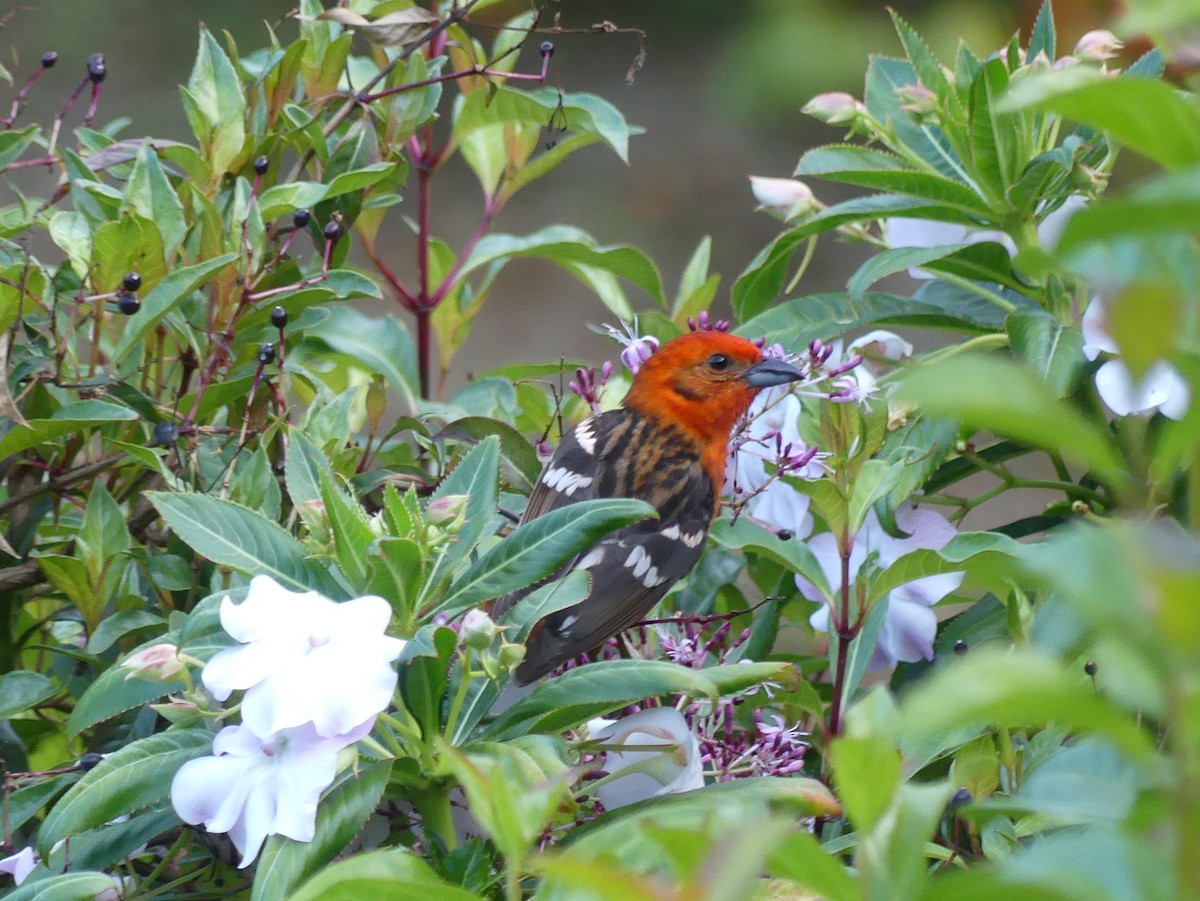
[744,357,806,388]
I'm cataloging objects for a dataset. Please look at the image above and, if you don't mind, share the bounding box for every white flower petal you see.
[1081,296,1117,359]
[890,571,965,608]
[872,598,938,669]
[884,217,969,250]
[874,505,958,566]
[201,641,282,701]
[593,708,703,809]
[0,847,36,885]
[1036,195,1087,250]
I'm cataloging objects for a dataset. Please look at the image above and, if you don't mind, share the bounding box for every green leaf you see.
[1007,309,1086,397]
[86,609,164,655]
[497,570,591,643]
[796,145,988,214]
[0,671,57,718]
[39,730,213,855]
[285,431,335,509]
[482,660,717,740]
[1000,68,1200,171]
[458,225,665,313]
[318,468,376,590]
[969,57,1017,201]
[146,491,338,595]
[435,498,656,616]
[433,416,541,493]
[1003,738,1139,825]
[898,647,1154,761]
[830,735,902,831]
[287,849,484,901]
[453,87,634,163]
[5,873,123,901]
[188,27,247,173]
[708,516,832,599]
[252,761,392,901]
[847,242,1016,301]
[767,829,859,901]
[111,253,238,365]
[562,776,841,847]
[309,306,419,411]
[258,163,397,220]
[1026,0,1056,62]
[847,460,902,533]
[426,435,500,590]
[123,141,187,257]
[858,782,953,901]
[894,354,1127,489]
[49,211,93,278]
[0,400,137,459]
[736,291,1005,354]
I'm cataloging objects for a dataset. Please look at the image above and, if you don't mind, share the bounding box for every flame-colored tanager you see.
[495,331,805,684]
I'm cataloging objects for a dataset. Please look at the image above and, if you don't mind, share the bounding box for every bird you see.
[492,330,807,685]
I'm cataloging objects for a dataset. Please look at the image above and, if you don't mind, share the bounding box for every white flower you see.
[800,505,964,670]
[201,576,406,738]
[1082,298,1189,420]
[171,719,370,867]
[884,196,1087,277]
[749,176,820,222]
[587,708,704,809]
[0,846,35,885]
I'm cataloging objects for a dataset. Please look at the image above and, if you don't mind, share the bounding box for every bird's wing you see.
[491,413,611,620]
[513,460,714,684]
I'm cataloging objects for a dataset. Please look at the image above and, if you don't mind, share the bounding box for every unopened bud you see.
[748,176,819,223]
[122,644,187,682]
[365,374,387,434]
[801,91,863,125]
[1074,29,1122,62]
[895,83,937,120]
[497,642,526,671]
[150,698,203,724]
[461,609,501,650]
[427,493,468,527]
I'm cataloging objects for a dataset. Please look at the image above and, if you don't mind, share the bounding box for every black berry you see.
[78,752,104,771]
[253,154,269,176]
[292,209,311,228]
[776,529,793,541]
[322,220,342,240]
[270,305,288,329]
[539,40,555,56]
[86,53,106,83]
[258,343,276,365]
[122,272,141,291]
[41,51,58,68]
[953,639,968,655]
[152,422,179,446]
[949,787,972,808]
[116,292,140,315]
[1084,660,1098,677]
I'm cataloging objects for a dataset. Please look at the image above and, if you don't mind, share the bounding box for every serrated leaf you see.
[146,491,338,595]
[287,849,484,901]
[796,145,987,214]
[0,400,138,459]
[1007,309,1086,397]
[483,660,717,740]
[252,761,392,901]
[708,516,832,599]
[435,497,656,616]
[39,730,213,854]
[0,671,58,718]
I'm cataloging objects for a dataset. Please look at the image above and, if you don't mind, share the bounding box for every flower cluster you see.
[169,576,406,866]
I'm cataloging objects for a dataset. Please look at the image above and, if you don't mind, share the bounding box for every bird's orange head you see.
[622,331,806,490]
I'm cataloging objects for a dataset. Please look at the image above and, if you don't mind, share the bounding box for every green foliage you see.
[3,2,1200,899]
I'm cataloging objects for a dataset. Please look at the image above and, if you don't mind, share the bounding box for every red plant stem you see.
[5,62,50,127]
[47,75,89,156]
[429,196,499,307]
[827,538,854,737]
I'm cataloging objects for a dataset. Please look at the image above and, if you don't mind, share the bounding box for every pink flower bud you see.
[461,608,501,650]
[748,176,819,222]
[1074,30,1123,62]
[895,83,937,119]
[427,493,468,527]
[122,643,187,682]
[801,91,863,125]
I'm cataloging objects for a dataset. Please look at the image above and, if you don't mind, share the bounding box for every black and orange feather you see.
[494,331,805,684]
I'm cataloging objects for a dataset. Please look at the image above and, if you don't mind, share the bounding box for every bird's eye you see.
[707,353,730,371]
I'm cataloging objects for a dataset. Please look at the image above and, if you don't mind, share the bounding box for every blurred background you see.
[1,0,1123,386]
